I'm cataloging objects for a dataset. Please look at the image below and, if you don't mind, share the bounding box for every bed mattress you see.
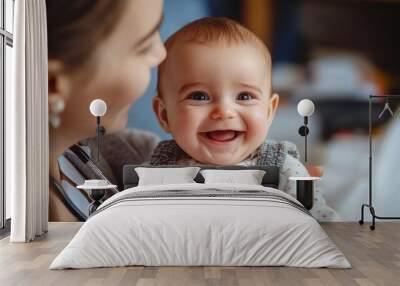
[50,183,350,269]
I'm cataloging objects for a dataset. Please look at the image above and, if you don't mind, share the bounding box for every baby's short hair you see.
[157,17,271,97]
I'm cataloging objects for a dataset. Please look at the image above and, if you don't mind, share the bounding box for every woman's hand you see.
[305,164,324,177]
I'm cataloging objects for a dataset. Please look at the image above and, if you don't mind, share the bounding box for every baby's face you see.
[155,42,278,165]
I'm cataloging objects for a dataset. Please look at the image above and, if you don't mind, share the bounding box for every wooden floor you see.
[0,222,399,286]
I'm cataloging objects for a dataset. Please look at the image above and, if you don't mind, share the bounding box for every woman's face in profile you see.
[63,0,166,135]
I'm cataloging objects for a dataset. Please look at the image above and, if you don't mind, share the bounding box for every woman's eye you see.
[237,92,253,101]
[187,91,210,101]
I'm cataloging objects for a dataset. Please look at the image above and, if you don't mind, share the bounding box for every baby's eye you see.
[187,91,210,101]
[237,92,254,101]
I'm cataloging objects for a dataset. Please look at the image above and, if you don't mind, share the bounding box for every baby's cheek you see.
[242,109,269,146]
[170,109,199,138]
[245,109,269,131]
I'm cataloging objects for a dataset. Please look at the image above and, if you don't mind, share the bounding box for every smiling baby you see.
[149,17,339,221]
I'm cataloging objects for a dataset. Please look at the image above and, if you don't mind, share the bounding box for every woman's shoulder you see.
[80,128,160,146]
[116,128,160,148]
[78,128,161,166]
[110,128,161,163]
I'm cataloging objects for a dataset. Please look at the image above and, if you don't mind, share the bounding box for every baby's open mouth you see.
[201,130,245,142]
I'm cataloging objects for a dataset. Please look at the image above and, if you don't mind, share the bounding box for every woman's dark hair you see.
[46,0,126,71]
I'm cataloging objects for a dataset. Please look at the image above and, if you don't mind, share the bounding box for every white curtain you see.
[7,0,48,242]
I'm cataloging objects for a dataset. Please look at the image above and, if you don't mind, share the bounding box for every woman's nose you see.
[210,105,236,120]
[152,33,167,67]
[157,42,167,64]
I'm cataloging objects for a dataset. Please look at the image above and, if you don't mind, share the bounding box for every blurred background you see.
[128,0,400,221]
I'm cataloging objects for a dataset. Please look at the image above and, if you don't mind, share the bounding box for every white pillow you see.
[200,169,266,185]
[135,167,201,186]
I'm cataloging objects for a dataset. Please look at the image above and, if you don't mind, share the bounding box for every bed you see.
[50,165,350,269]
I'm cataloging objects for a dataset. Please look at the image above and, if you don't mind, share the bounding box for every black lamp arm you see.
[95,116,106,162]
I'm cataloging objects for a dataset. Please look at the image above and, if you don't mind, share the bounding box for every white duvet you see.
[50,183,350,269]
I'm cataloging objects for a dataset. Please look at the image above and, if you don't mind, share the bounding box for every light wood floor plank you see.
[0,222,399,286]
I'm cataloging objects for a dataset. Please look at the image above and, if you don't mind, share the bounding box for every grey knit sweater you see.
[148,139,342,222]
[150,139,300,167]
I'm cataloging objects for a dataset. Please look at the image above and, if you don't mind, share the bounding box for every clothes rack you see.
[359,95,400,230]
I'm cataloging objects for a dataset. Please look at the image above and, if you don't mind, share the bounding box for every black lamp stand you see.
[293,115,315,210]
[298,116,309,163]
[296,180,314,210]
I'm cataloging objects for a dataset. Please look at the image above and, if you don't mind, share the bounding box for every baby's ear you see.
[152,95,171,132]
[267,93,279,125]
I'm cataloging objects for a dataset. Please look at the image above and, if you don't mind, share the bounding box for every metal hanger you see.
[378,96,394,119]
